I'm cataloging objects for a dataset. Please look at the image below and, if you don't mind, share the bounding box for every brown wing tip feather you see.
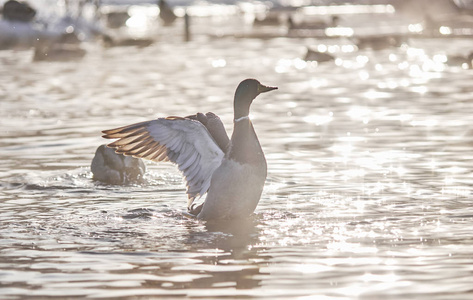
[102,127,122,135]
[101,120,151,138]
[101,128,123,139]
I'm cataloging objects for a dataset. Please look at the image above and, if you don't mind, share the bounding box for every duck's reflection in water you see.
[171,216,270,290]
[203,216,261,250]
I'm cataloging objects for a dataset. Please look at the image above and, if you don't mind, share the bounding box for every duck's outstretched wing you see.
[185,112,230,152]
[102,117,224,207]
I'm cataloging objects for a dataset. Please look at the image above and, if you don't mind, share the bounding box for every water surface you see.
[1,14,473,299]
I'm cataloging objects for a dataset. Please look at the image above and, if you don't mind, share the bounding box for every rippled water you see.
[2,14,473,299]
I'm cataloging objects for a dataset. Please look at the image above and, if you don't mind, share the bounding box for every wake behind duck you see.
[102,79,277,220]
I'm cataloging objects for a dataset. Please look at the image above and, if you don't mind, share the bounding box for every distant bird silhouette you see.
[102,35,154,48]
[354,35,407,51]
[102,79,277,220]
[304,48,335,63]
[105,11,130,29]
[2,0,36,23]
[445,52,473,69]
[288,15,339,31]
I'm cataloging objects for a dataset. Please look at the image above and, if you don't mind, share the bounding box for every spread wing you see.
[102,117,225,207]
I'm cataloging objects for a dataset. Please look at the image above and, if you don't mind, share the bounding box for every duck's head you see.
[234,79,277,119]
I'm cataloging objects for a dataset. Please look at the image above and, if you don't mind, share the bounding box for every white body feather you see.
[197,158,266,220]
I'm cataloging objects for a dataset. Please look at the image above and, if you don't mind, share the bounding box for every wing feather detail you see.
[102,118,224,207]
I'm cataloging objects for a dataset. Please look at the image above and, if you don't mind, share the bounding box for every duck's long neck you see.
[230,117,258,163]
[228,114,266,167]
[232,95,254,151]
[229,93,266,164]
[233,98,251,121]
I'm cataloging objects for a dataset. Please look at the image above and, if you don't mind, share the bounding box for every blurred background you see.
[2,0,473,53]
[1,0,473,299]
